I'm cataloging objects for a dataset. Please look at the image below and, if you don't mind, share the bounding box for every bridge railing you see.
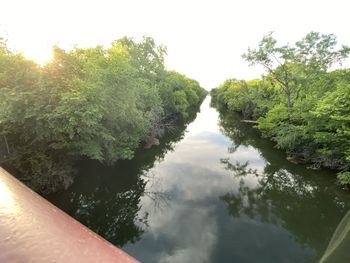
[0,167,139,263]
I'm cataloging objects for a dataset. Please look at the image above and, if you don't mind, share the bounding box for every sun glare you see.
[0,179,15,211]
[24,46,53,66]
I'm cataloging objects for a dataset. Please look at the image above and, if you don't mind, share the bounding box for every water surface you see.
[49,97,350,263]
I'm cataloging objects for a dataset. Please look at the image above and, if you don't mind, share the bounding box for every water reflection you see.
[69,177,148,245]
[48,97,350,263]
[218,111,350,262]
[49,109,198,247]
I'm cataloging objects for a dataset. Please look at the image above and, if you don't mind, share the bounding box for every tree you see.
[312,81,350,169]
[116,36,167,81]
[242,32,350,110]
[213,32,350,180]
[0,36,205,193]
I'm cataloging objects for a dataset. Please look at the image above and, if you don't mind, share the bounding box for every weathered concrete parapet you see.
[0,167,139,263]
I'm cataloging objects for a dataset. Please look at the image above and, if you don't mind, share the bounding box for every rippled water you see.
[49,97,350,263]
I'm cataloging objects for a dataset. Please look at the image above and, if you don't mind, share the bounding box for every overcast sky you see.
[1,0,349,89]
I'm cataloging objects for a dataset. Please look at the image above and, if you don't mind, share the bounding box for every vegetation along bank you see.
[0,37,207,193]
[211,32,350,186]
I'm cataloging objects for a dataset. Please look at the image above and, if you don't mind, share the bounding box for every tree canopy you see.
[0,37,206,193]
[242,32,350,109]
[212,31,350,186]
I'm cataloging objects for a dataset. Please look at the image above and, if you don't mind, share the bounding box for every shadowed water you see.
[48,97,350,263]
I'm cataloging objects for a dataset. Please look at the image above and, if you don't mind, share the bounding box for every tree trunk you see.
[285,85,292,110]
[287,94,292,110]
[3,135,10,155]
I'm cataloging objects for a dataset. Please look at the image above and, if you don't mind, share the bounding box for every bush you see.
[337,172,350,186]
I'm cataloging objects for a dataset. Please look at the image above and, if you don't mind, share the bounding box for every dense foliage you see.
[211,32,350,186]
[0,37,206,193]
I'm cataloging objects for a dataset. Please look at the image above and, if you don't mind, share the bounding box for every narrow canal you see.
[49,96,350,263]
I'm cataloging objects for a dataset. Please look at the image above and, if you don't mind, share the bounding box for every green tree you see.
[212,32,350,184]
[242,32,350,109]
[0,36,205,193]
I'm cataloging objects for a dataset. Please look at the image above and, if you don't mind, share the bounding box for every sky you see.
[1,0,349,89]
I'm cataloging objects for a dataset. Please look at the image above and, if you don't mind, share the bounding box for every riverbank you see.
[210,72,350,187]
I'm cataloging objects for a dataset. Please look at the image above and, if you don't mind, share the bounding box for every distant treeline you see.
[0,37,206,193]
[211,32,350,186]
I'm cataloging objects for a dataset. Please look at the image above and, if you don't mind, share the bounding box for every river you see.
[48,96,350,263]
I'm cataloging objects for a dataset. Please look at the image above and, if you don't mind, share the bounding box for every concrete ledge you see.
[0,167,139,263]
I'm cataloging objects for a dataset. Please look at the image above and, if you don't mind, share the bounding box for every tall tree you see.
[242,32,350,109]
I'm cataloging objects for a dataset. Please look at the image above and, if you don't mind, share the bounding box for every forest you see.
[0,36,206,193]
[211,32,350,186]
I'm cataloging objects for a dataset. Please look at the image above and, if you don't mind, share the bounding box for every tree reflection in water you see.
[71,178,148,246]
[218,111,350,260]
[49,109,200,247]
